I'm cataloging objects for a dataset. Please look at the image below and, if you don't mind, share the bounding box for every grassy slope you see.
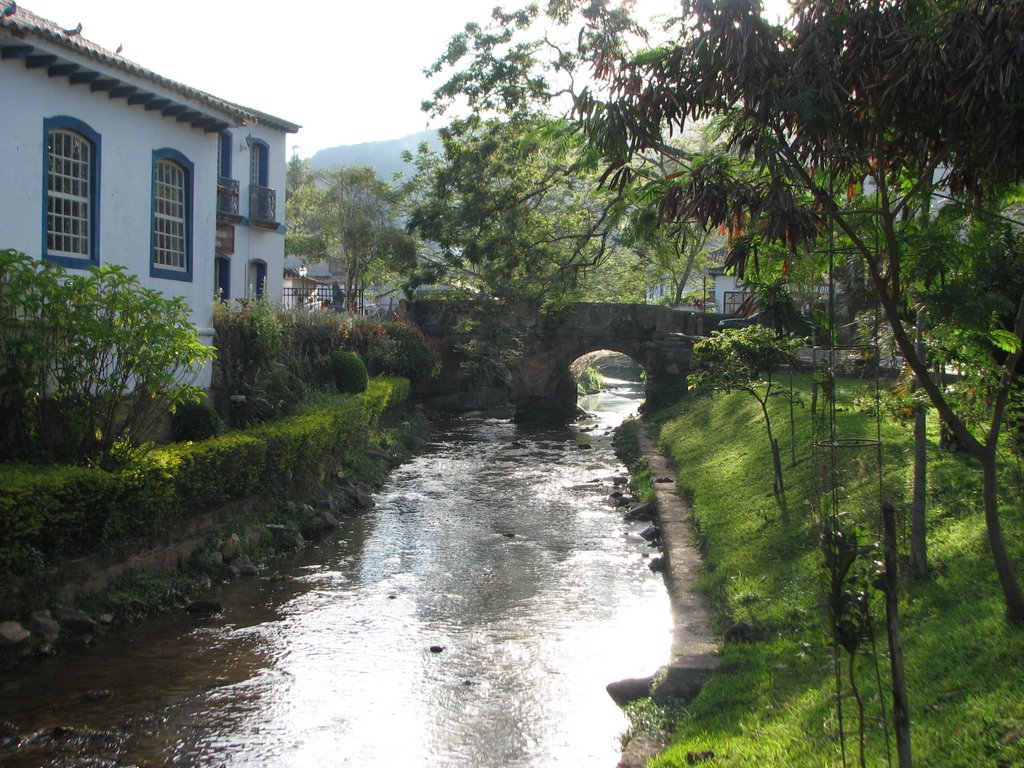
[645,375,1024,767]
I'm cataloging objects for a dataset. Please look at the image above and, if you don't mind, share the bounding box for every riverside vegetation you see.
[0,378,428,668]
[614,375,1023,767]
[0,252,440,667]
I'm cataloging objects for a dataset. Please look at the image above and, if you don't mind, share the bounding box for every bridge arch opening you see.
[573,350,646,427]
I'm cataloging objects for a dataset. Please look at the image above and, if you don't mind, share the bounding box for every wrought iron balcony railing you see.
[250,186,278,226]
[216,177,239,217]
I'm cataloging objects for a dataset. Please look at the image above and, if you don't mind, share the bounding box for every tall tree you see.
[577,0,1024,621]
[408,2,672,303]
[287,167,416,313]
[285,150,314,201]
[623,212,720,307]
[405,116,624,302]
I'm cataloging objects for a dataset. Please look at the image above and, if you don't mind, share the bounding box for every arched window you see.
[151,149,193,281]
[214,255,231,301]
[43,116,101,267]
[248,259,267,298]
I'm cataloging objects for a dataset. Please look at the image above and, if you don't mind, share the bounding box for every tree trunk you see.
[910,408,928,577]
[981,451,1024,624]
[910,318,928,578]
[882,504,913,768]
[759,395,786,502]
[345,252,361,315]
[771,437,785,500]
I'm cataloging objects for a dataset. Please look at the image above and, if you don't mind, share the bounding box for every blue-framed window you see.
[150,148,193,282]
[214,255,230,301]
[217,131,232,178]
[247,259,267,298]
[249,138,268,188]
[42,116,101,268]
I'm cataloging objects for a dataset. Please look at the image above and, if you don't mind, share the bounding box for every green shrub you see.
[211,309,437,409]
[277,306,347,389]
[339,318,440,384]
[0,379,410,586]
[214,300,320,427]
[330,350,369,393]
[381,319,440,385]
[342,317,393,375]
[255,364,307,421]
[0,461,171,574]
[171,401,224,443]
[0,250,214,468]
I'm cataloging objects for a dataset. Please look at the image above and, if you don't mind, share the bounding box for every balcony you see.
[250,186,278,228]
[216,177,240,220]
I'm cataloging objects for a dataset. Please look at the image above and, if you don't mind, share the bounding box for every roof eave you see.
[0,12,299,134]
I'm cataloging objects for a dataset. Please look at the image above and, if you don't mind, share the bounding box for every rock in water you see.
[640,525,661,541]
[26,611,60,643]
[648,556,667,573]
[0,621,30,646]
[52,606,97,633]
[606,676,654,706]
[624,502,655,522]
[186,600,224,616]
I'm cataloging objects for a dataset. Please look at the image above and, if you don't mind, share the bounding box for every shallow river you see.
[0,379,672,767]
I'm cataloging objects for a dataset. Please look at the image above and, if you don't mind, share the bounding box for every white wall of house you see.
[2,10,296,390]
[710,272,750,315]
[1,56,220,384]
[2,61,220,310]
[217,124,289,303]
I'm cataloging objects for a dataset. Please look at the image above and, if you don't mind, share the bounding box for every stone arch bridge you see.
[400,300,724,422]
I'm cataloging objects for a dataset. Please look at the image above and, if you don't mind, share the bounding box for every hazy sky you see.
[24,0,790,158]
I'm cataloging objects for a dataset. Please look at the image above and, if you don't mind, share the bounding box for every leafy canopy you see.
[408,1,697,303]
[575,0,1024,619]
[287,166,416,312]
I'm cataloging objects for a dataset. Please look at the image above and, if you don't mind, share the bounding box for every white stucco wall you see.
[0,56,220,381]
[710,273,734,314]
[2,42,292,389]
[216,124,287,303]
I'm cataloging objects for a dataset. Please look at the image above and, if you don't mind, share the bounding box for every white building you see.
[707,266,750,315]
[0,5,299,385]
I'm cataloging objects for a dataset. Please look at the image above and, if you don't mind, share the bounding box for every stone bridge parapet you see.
[402,300,725,422]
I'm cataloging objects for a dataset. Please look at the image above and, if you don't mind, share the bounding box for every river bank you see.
[0,384,427,671]
[634,375,1024,767]
[610,419,719,768]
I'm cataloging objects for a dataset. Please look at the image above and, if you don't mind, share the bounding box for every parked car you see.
[716,311,774,330]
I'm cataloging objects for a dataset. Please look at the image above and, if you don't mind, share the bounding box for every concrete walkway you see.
[617,428,719,768]
[639,427,719,701]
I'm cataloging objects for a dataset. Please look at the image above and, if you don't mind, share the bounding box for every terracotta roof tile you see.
[1,3,300,133]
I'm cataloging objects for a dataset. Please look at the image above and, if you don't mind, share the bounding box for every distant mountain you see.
[309,130,442,181]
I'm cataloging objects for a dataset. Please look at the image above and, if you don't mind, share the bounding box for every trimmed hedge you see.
[329,350,369,394]
[0,377,409,576]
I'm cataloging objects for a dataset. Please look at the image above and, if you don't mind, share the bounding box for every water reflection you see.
[0,375,670,767]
